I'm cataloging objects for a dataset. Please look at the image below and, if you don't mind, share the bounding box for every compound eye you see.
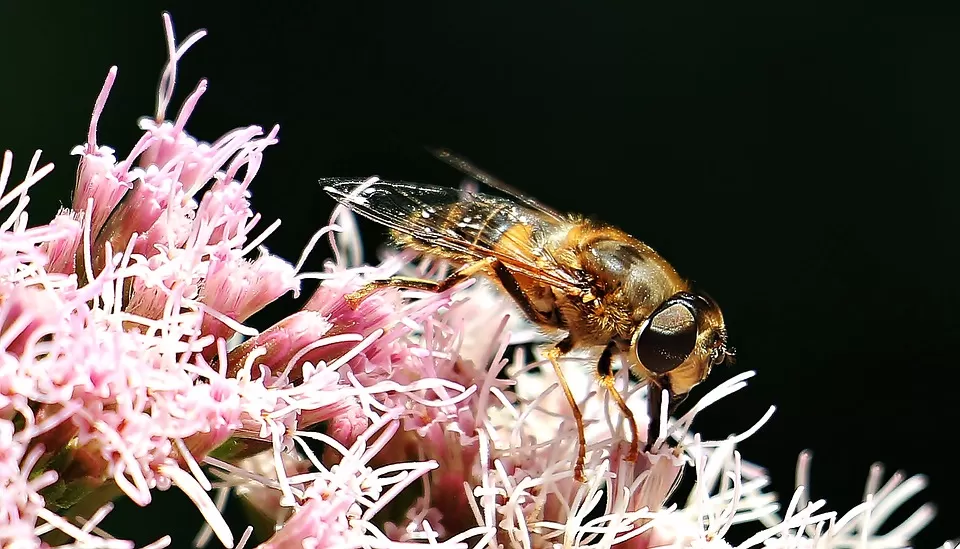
[635,301,698,374]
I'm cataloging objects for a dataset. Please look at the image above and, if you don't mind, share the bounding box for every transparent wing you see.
[322,178,584,292]
[428,148,566,221]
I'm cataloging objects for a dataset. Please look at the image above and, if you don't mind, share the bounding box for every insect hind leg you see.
[597,342,640,462]
[344,276,440,307]
[344,257,497,307]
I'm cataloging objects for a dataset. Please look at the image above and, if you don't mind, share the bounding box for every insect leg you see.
[344,257,498,307]
[343,276,440,307]
[596,342,640,462]
[486,259,551,323]
[644,379,665,453]
[546,337,588,483]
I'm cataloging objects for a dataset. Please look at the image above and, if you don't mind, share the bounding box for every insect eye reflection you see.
[634,300,699,374]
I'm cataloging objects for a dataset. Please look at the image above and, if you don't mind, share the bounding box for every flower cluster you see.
[0,12,950,549]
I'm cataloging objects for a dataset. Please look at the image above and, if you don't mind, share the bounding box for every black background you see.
[1,3,957,547]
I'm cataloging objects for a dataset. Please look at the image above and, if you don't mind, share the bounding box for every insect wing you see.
[428,148,565,220]
[322,178,582,291]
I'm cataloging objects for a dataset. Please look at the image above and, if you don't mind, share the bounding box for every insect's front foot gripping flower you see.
[0,11,952,549]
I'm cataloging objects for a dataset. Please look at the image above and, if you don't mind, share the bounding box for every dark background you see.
[1,3,957,547]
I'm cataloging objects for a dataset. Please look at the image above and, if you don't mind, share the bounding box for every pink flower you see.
[0,11,299,547]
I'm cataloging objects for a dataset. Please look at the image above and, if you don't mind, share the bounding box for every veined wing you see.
[322,178,584,293]
[427,148,566,221]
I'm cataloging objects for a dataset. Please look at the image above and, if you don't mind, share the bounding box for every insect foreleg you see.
[596,342,640,462]
[642,377,690,454]
[645,379,666,453]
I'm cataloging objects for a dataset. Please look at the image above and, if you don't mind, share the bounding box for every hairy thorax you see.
[549,222,689,348]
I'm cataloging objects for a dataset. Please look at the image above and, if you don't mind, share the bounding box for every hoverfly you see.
[322,150,731,481]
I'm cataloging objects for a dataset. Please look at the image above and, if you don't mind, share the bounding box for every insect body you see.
[322,152,730,481]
